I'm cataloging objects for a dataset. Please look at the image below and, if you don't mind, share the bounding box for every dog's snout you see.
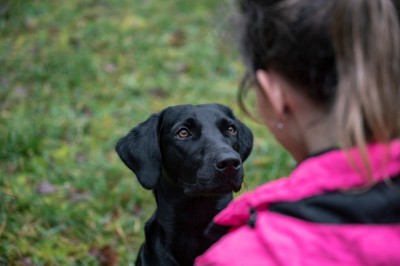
[215,154,242,175]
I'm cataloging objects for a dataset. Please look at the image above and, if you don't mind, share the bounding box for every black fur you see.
[116,104,253,266]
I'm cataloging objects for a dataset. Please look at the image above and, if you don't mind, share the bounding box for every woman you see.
[196,0,400,265]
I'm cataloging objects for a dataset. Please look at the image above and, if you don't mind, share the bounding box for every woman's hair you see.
[236,0,400,173]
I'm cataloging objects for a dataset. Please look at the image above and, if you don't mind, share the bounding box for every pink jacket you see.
[196,141,400,266]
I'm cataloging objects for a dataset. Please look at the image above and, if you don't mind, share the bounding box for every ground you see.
[0,0,293,264]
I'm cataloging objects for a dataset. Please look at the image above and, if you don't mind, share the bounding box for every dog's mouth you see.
[181,179,242,197]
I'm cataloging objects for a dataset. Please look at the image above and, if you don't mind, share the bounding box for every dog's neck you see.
[152,177,232,264]
[154,177,231,233]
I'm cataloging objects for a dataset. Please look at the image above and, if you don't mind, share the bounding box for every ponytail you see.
[332,0,400,176]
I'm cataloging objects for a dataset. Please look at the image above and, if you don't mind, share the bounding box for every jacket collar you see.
[213,140,400,227]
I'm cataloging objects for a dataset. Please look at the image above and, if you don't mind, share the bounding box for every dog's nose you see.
[215,154,241,175]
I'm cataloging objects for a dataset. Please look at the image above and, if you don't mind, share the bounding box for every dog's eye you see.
[176,129,191,139]
[226,125,237,135]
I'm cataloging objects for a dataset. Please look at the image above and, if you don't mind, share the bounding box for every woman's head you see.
[236,0,400,162]
[238,0,336,106]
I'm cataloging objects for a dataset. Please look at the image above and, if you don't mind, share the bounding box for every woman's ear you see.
[256,69,287,120]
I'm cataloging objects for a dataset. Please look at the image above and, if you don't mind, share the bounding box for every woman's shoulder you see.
[269,174,400,224]
[197,210,400,266]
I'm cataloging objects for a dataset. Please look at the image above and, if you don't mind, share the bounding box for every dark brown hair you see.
[236,0,400,172]
[237,0,337,108]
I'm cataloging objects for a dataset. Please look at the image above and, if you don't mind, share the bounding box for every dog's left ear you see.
[236,119,253,161]
[115,114,162,189]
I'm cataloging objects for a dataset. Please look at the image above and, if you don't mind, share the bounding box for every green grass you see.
[0,0,294,264]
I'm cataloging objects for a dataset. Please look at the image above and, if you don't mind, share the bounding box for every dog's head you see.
[116,104,253,196]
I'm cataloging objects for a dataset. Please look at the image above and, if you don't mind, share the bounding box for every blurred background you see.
[0,0,294,265]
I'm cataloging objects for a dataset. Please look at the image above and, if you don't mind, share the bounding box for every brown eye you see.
[227,125,237,135]
[176,129,191,138]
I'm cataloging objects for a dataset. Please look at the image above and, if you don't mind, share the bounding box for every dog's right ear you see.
[115,114,162,189]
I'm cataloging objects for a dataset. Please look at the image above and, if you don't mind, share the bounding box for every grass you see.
[0,0,294,264]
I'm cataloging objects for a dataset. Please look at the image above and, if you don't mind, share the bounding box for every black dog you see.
[116,104,253,266]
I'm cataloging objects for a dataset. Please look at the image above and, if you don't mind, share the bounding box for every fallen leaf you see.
[36,181,57,195]
[168,29,186,47]
[112,208,121,220]
[48,26,59,36]
[89,245,119,266]
[6,161,17,174]
[149,87,169,99]
[75,153,87,163]
[0,78,9,86]
[68,187,91,203]
[176,63,190,74]
[132,203,143,216]
[69,191,90,202]
[69,36,80,48]
[24,17,38,31]
[14,85,29,98]
[103,63,117,73]
[15,256,34,266]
